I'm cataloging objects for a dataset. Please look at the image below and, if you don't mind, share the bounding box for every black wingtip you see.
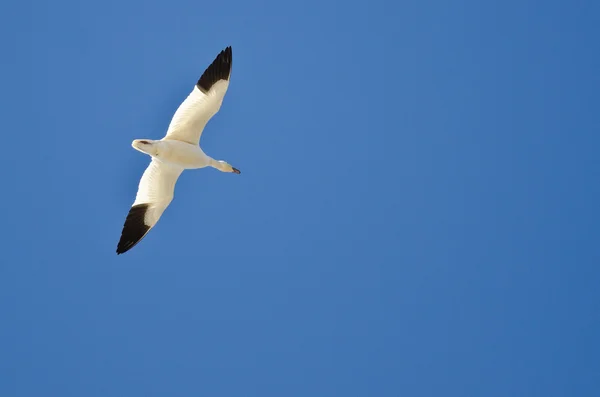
[196,46,232,93]
[116,203,152,255]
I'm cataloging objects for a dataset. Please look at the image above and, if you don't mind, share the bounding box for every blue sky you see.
[0,0,599,395]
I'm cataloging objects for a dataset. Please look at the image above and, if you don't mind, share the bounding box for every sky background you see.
[0,0,599,396]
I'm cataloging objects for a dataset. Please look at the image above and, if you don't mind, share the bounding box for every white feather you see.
[163,80,230,145]
[133,159,183,226]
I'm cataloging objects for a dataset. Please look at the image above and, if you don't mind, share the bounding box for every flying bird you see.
[116,46,238,255]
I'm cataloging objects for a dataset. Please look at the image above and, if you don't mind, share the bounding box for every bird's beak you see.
[232,167,241,174]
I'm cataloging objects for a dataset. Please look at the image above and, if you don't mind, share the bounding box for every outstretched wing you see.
[163,46,232,145]
[116,159,184,254]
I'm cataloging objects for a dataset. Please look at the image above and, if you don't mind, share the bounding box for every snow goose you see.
[116,46,239,255]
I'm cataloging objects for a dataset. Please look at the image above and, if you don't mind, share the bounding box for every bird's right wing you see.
[163,46,232,145]
[117,159,184,255]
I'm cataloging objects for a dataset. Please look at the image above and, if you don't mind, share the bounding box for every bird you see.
[116,46,239,255]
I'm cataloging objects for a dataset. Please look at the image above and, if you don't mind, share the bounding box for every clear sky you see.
[0,0,598,396]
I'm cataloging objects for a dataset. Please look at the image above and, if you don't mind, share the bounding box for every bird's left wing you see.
[116,159,184,255]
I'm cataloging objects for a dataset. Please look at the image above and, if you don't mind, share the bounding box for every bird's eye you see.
[139,140,149,145]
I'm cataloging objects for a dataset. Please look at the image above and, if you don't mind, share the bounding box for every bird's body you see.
[116,46,239,255]
[132,139,211,169]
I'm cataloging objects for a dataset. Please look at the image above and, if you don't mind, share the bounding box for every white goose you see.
[117,46,239,255]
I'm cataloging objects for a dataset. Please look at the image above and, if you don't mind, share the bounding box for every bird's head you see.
[216,160,241,174]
